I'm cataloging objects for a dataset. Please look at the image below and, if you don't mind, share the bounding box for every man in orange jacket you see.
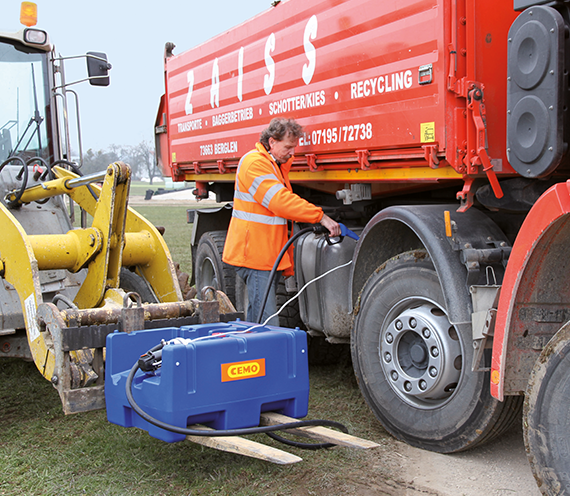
[223,118,340,325]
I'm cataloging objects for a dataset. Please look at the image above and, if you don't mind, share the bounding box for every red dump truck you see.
[155,0,570,492]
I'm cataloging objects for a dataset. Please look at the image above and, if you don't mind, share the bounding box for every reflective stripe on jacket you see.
[222,142,323,273]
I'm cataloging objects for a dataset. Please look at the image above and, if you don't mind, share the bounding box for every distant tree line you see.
[80,140,161,184]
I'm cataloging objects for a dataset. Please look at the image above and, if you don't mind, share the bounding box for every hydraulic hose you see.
[255,224,330,324]
[1,156,27,207]
[125,342,348,449]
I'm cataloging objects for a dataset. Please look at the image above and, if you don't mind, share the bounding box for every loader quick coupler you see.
[37,292,243,414]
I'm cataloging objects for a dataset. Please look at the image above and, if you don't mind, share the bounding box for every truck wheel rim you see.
[379,298,462,409]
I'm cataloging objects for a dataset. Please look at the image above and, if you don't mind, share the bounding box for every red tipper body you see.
[155,0,518,203]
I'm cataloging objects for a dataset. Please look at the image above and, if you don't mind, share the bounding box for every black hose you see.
[25,157,51,204]
[125,343,348,449]
[1,156,26,208]
[266,431,340,450]
[255,225,330,324]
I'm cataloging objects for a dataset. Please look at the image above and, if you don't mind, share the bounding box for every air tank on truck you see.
[156,0,570,493]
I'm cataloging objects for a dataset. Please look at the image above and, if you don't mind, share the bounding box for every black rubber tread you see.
[351,250,522,453]
[524,321,570,495]
[276,277,304,329]
[119,268,158,304]
[472,393,523,449]
[194,231,236,304]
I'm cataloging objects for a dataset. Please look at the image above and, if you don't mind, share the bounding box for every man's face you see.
[268,134,298,164]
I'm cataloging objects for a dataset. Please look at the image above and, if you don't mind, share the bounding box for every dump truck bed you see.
[157,0,518,196]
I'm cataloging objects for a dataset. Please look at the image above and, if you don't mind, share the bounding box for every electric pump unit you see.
[105,322,310,443]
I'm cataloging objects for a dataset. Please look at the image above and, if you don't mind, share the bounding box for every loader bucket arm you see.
[52,164,182,304]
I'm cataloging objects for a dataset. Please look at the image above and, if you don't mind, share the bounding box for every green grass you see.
[130,205,193,277]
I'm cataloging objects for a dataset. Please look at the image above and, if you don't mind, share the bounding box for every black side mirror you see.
[86,52,111,86]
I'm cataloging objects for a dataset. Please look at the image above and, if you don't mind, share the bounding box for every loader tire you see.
[351,251,522,453]
[194,231,236,304]
[119,268,158,304]
[524,321,570,495]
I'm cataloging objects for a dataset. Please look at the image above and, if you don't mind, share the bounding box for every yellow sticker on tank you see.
[221,358,266,382]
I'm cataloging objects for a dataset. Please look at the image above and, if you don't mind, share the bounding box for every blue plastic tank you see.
[105,321,309,442]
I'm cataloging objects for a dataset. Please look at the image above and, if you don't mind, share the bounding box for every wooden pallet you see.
[186,412,380,465]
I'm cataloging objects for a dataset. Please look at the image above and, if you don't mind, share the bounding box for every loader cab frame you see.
[0,37,57,164]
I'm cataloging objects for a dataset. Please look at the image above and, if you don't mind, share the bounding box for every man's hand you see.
[320,214,341,237]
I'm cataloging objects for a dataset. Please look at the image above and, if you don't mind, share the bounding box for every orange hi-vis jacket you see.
[222,142,324,275]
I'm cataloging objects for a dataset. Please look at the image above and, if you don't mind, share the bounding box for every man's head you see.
[260,118,303,164]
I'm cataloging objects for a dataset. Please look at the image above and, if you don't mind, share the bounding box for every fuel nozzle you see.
[339,223,359,241]
[313,222,359,244]
[312,224,330,235]
[138,345,164,372]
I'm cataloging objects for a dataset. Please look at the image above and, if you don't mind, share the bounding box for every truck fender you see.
[189,204,233,289]
[189,204,233,247]
[349,205,510,328]
[492,181,570,400]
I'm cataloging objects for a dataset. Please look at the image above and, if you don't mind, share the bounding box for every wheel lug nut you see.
[395,320,403,330]
[429,366,438,377]
[386,333,394,344]
[430,346,439,358]
[404,381,412,392]
[409,318,417,328]
[419,380,427,390]
[391,371,398,381]
[384,352,392,363]
[422,328,431,339]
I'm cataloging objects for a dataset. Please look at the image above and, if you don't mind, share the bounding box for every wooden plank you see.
[259,413,381,450]
[186,425,302,465]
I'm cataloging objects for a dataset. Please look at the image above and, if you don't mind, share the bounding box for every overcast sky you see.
[3,0,272,151]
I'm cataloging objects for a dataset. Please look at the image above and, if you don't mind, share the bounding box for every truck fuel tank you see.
[296,228,362,342]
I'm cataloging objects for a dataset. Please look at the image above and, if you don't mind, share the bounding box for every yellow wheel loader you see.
[0,5,238,415]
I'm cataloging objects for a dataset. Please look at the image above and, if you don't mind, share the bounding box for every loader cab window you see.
[0,40,52,164]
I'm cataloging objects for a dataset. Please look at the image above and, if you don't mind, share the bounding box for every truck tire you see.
[194,231,236,304]
[524,321,570,495]
[351,250,522,453]
[276,277,303,329]
[235,273,302,327]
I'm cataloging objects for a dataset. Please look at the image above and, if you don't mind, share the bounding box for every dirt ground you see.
[341,421,540,496]
[398,424,539,495]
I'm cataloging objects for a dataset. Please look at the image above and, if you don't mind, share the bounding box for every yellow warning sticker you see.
[171,152,177,163]
[420,122,435,143]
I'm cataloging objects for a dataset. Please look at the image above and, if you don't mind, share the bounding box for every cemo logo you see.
[221,358,266,382]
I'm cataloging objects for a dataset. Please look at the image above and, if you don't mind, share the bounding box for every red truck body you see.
[156,0,570,491]
[156,0,518,204]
